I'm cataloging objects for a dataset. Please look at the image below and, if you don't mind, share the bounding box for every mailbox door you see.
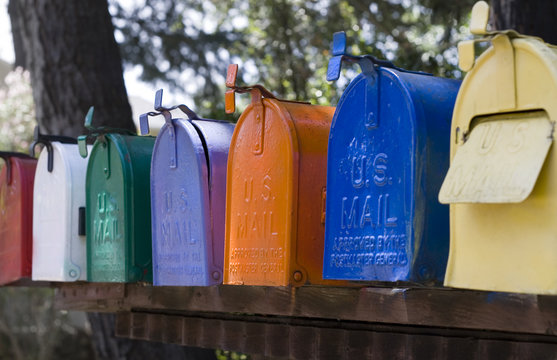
[151,120,212,286]
[87,134,154,282]
[0,157,36,284]
[87,136,128,282]
[32,143,89,281]
[224,99,295,286]
[324,71,414,281]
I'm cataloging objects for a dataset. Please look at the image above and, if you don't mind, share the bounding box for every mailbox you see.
[439,2,557,294]
[322,32,460,284]
[223,64,340,286]
[31,127,91,281]
[140,90,234,286]
[0,152,37,285]
[79,108,155,283]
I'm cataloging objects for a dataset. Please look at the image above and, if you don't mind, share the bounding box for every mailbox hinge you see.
[225,64,283,155]
[78,106,135,160]
[326,32,429,131]
[250,88,265,155]
[226,64,314,154]
[99,135,110,179]
[140,89,201,169]
[30,125,77,173]
[455,1,552,114]
[0,152,34,185]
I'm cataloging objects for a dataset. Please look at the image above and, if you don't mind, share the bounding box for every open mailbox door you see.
[439,111,553,204]
[440,1,557,294]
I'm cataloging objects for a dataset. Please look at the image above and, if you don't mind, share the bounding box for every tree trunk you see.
[7,0,135,137]
[7,1,216,358]
[490,0,557,45]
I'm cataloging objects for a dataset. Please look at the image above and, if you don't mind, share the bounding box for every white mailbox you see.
[31,129,91,282]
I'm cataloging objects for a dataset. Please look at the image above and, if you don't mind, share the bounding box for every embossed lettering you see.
[160,219,192,247]
[262,175,272,200]
[348,150,389,189]
[341,196,359,229]
[478,122,500,154]
[94,192,119,245]
[342,194,397,229]
[507,121,528,153]
[329,233,408,268]
[163,189,187,214]
[237,211,278,239]
[373,153,388,186]
[179,190,187,212]
[360,195,373,228]
[244,178,253,202]
[237,176,278,239]
[164,191,172,213]
[351,156,366,188]
[98,192,107,214]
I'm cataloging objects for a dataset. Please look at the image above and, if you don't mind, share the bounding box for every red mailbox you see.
[0,152,37,285]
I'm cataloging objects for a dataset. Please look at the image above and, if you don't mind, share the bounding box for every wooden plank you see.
[6,279,52,287]
[54,283,128,312]
[54,283,557,336]
[114,312,557,360]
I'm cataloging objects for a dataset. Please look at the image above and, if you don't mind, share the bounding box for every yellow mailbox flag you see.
[440,1,557,294]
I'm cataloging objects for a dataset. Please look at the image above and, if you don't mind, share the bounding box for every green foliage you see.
[0,67,35,152]
[215,349,250,360]
[110,0,475,119]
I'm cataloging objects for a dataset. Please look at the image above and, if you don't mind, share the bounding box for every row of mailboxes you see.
[1,1,556,294]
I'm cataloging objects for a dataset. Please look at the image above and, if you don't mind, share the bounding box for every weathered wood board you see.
[55,283,557,336]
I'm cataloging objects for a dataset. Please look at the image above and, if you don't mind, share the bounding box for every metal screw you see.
[212,271,220,281]
[69,270,77,278]
[293,271,303,282]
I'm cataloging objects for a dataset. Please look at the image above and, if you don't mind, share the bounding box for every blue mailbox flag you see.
[323,32,460,284]
[141,90,234,286]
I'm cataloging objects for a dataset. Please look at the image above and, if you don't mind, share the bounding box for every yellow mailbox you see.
[439,1,557,294]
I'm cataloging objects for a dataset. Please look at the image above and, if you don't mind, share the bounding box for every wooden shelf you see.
[53,282,557,359]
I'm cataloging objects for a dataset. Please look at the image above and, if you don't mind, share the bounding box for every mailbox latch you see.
[140,89,201,169]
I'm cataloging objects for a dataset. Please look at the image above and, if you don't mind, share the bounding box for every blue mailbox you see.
[323,32,460,284]
[140,90,234,286]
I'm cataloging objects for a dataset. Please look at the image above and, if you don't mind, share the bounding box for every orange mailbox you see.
[223,64,338,286]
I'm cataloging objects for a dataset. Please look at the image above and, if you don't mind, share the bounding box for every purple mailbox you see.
[140,90,234,286]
